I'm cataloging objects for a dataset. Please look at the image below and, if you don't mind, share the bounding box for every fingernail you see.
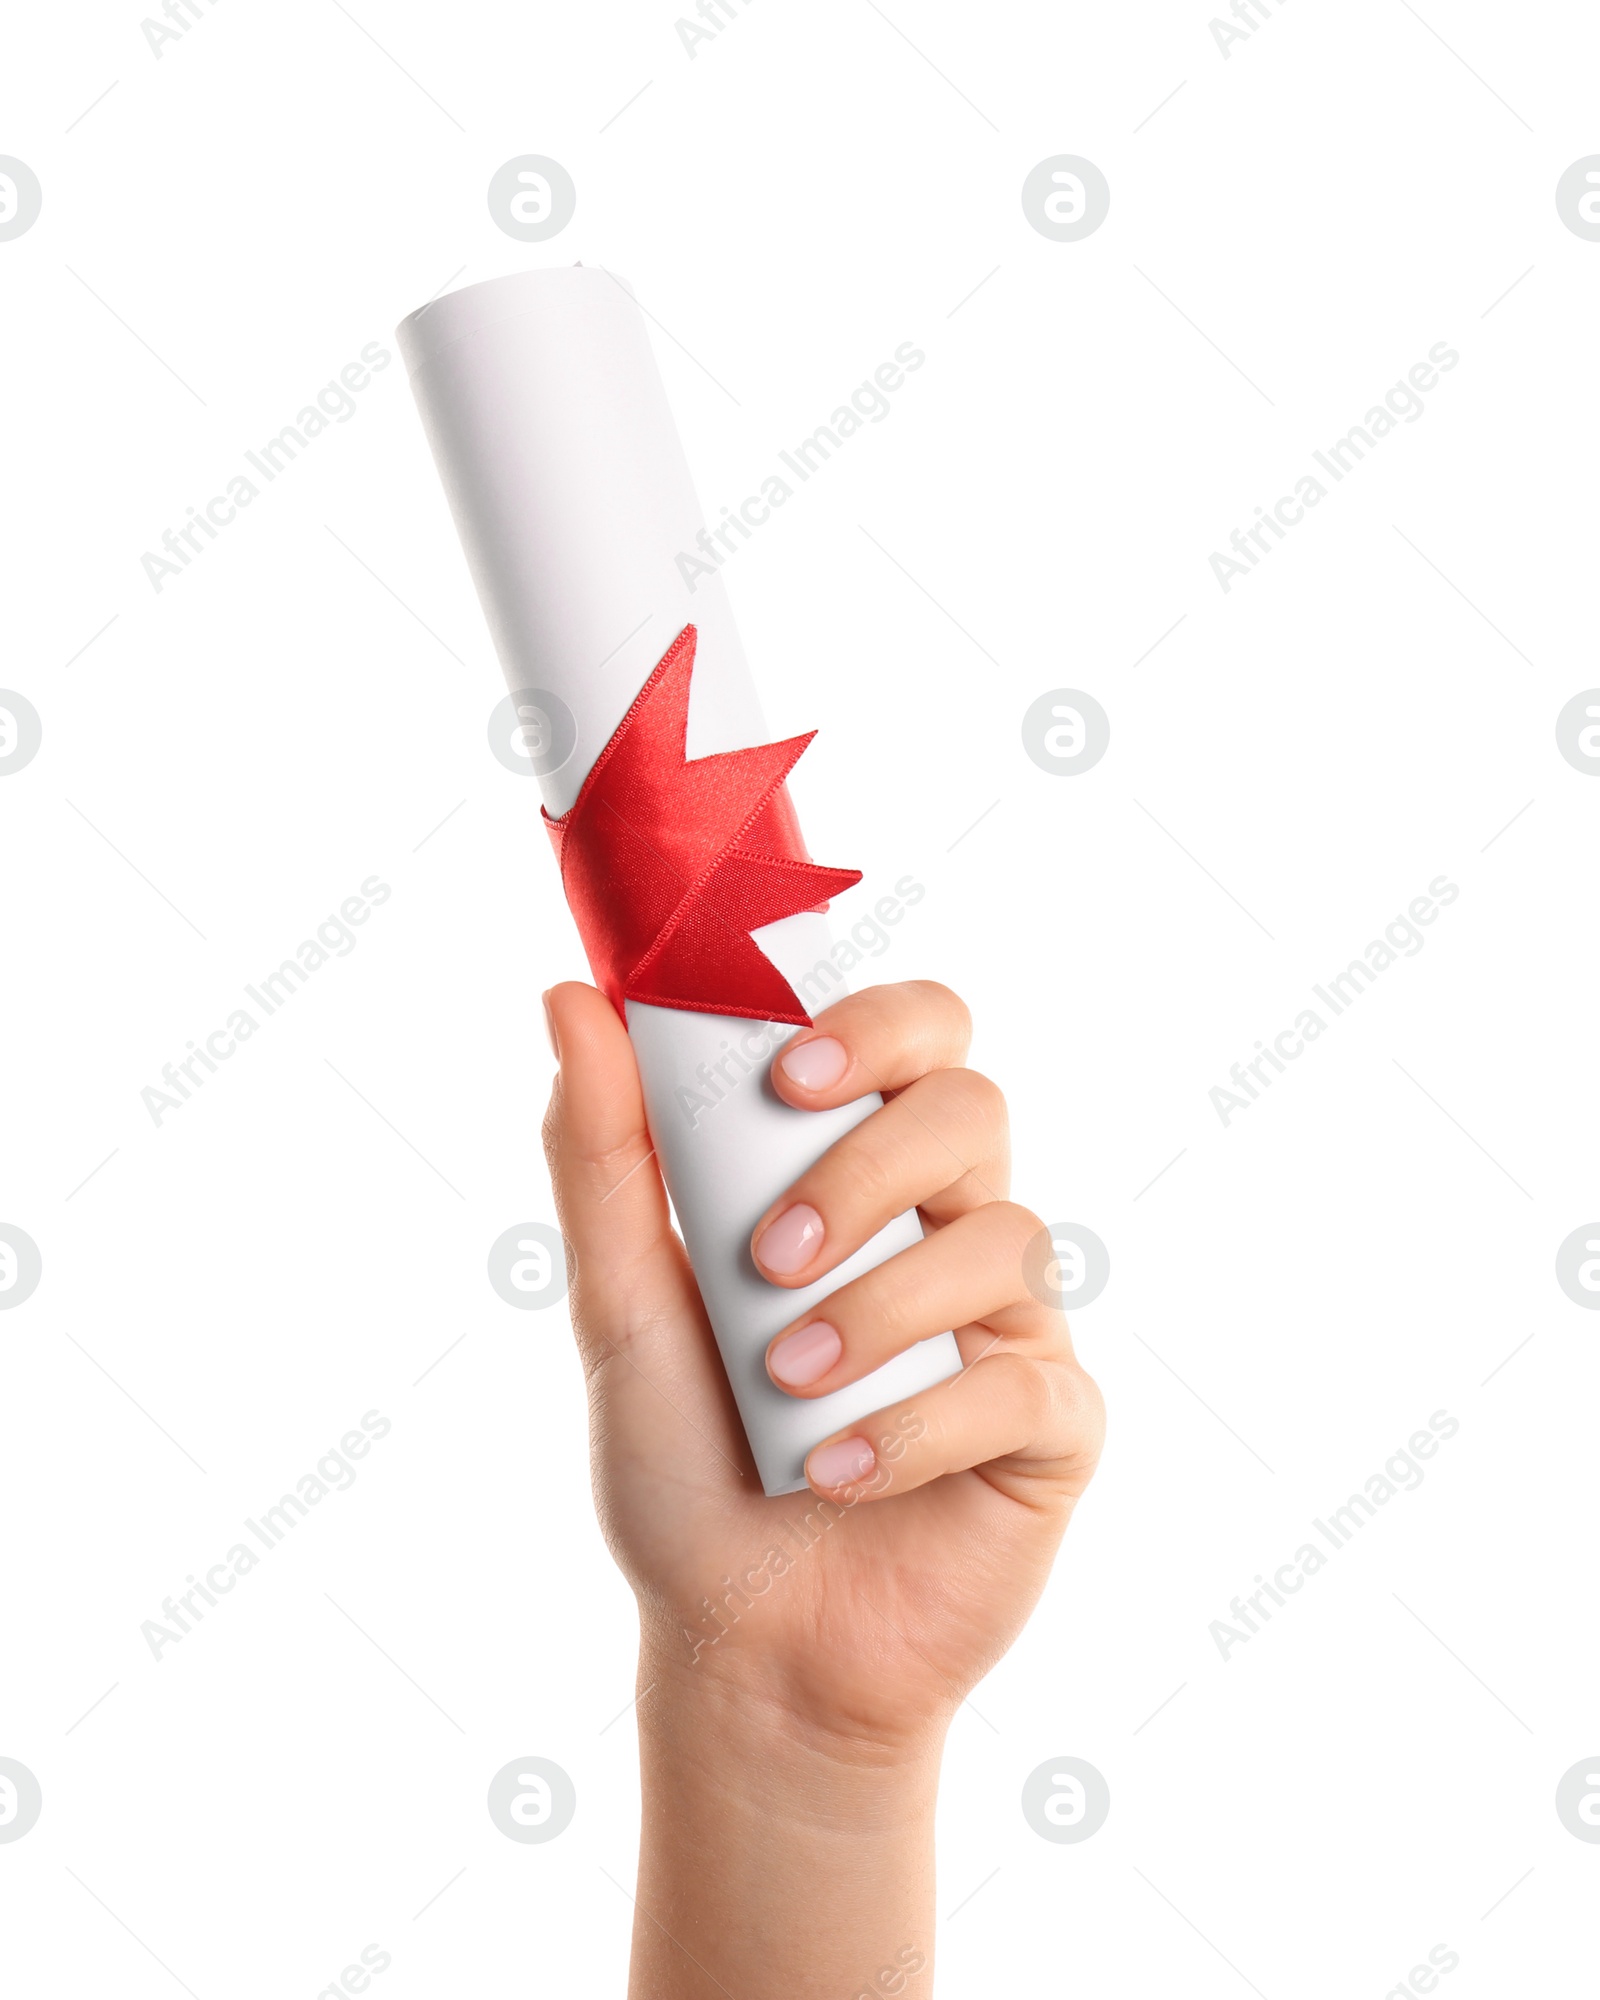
[768,1321,842,1389]
[542,990,559,1061]
[779,1036,849,1092]
[753,1203,824,1277]
[809,1436,875,1490]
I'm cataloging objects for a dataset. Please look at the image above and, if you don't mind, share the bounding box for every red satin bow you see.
[543,624,861,1026]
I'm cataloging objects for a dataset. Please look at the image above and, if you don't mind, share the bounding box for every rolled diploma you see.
[397,267,961,1495]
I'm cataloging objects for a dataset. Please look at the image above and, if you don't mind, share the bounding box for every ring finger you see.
[764,1201,1065,1397]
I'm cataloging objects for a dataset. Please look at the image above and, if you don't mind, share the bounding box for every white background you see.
[2,1,1598,1993]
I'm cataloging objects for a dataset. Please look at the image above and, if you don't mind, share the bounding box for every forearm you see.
[630,1642,944,2000]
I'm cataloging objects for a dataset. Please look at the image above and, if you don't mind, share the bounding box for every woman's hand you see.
[543,977,1102,1998]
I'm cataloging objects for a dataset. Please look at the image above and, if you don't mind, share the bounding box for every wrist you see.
[636,1630,949,1808]
[629,1636,942,1999]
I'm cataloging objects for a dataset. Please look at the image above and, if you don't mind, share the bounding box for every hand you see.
[543,977,1102,1997]
[542,977,1103,1744]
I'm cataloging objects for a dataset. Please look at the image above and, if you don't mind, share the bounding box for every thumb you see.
[542,981,678,1336]
[542,982,748,1485]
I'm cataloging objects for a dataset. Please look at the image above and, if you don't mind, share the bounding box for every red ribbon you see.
[543,624,861,1026]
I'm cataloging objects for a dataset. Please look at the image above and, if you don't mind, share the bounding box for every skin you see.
[542,977,1104,1999]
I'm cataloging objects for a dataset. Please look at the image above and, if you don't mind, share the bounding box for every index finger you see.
[770,980,972,1109]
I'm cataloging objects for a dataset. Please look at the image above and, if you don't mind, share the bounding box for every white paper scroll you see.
[397,267,961,1494]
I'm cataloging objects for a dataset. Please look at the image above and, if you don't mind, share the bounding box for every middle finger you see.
[749,1066,1009,1288]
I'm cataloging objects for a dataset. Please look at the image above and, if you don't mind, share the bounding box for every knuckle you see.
[943,1065,1006,1136]
[1005,1352,1060,1430]
[910,979,972,1047]
[836,1263,916,1347]
[989,1200,1048,1260]
[879,1277,924,1346]
[1076,1360,1107,1424]
[823,1134,896,1215]
[1051,1360,1107,1464]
